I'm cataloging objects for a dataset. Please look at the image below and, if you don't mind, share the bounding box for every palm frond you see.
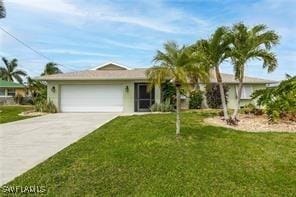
[13,74,23,84]
[1,57,9,67]
[0,0,6,18]
[248,49,278,72]
[146,66,171,90]
[13,69,27,76]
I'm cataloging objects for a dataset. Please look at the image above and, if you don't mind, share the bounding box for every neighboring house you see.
[38,62,276,113]
[0,80,26,104]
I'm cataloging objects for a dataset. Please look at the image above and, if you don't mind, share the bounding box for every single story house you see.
[0,80,26,104]
[38,62,276,113]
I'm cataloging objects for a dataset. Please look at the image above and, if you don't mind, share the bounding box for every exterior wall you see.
[15,88,26,96]
[154,86,161,104]
[47,81,60,110]
[47,80,267,112]
[47,80,161,113]
[0,88,26,105]
[181,83,266,110]
[227,84,266,109]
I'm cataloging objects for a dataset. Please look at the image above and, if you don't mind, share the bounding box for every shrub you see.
[252,75,296,123]
[35,100,57,113]
[13,94,23,104]
[189,90,203,109]
[21,96,34,105]
[242,103,264,115]
[150,99,174,112]
[205,84,228,108]
[218,110,224,117]
[161,80,186,107]
[162,81,176,105]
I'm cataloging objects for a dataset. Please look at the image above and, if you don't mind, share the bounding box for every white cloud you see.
[8,0,85,16]
[40,49,119,57]
[8,0,210,34]
[101,39,155,51]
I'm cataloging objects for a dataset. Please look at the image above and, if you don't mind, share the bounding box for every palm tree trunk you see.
[215,66,229,120]
[232,79,243,121]
[176,85,181,135]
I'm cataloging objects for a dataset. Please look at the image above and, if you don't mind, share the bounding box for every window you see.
[7,88,16,96]
[0,88,5,96]
[237,85,253,99]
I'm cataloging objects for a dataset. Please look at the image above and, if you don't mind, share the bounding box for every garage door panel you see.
[60,85,123,112]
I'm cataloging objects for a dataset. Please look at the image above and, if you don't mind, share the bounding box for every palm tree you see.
[41,62,62,76]
[185,45,211,91]
[0,57,27,84]
[228,23,279,122]
[27,77,47,103]
[146,41,192,135]
[0,0,6,19]
[194,27,231,120]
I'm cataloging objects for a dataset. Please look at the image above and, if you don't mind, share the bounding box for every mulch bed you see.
[204,114,296,132]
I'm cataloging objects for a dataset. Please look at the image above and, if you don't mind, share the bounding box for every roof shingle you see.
[37,68,276,84]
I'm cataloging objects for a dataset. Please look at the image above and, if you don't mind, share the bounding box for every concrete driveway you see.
[0,113,119,185]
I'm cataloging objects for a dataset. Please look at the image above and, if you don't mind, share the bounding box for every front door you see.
[135,83,155,112]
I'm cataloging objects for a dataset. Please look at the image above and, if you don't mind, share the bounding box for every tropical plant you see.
[228,23,280,122]
[27,77,47,104]
[205,83,228,109]
[184,45,211,91]
[146,41,192,135]
[0,0,6,19]
[161,80,186,107]
[193,27,231,120]
[150,99,174,112]
[0,57,27,84]
[189,90,203,109]
[252,76,296,123]
[41,62,62,76]
[35,100,57,113]
[161,80,177,105]
[242,103,264,116]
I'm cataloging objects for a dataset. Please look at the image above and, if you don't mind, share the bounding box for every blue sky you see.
[0,0,295,80]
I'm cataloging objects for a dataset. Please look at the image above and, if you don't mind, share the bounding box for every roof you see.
[0,80,25,88]
[37,68,276,84]
[89,62,131,70]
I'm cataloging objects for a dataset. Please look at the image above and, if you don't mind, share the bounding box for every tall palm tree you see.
[41,62,62,76]
[0,57,27,84]
[146,41,192,135]
[228,23,279,122]
[0,0,6,19]
[195,27,231,120]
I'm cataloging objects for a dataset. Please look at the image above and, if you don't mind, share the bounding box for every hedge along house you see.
[0,80,26,104]
[38,62,276,113]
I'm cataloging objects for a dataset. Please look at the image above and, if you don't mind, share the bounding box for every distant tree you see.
[41,62,62,76]
[0,0,6,19]
[0,57,27,84]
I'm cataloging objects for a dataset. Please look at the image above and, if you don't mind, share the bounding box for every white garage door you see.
[60,84,123,112]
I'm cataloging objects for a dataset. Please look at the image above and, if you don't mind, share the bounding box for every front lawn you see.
[0,105,34,124]
[4,112,296,196]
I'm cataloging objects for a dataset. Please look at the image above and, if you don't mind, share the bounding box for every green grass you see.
[3,111,296,196]
[0,105,34,124]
